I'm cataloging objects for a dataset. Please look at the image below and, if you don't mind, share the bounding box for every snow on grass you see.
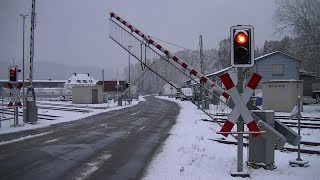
[143,96,320,180]
[0,96,146,135]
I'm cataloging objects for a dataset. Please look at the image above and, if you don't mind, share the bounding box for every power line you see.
[149,35,221,61]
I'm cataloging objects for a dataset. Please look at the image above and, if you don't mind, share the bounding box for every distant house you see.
[251,51,300,82]
[205,51,301,84]
[64,73,97,89]
[161,82,179,96]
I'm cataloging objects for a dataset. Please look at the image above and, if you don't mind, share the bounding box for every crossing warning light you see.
[9,66,18,82]
[230,25,254,67]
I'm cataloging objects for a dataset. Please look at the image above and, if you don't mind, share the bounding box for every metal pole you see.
[102,68,105,92]
[199,35,204,74]
[199,35,204,108]
[28,0,36,88]
[0,89,2,128]
[128,45,132,99]
[20,14,28,122]
[297,96,302,161]
[236,67,244,172]
[15,107,19,126]
[116,68,119,97]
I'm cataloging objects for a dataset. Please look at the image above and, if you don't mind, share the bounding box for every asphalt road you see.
[0,96,180,180]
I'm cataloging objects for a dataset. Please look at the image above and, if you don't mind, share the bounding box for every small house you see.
[64,73,97,89]
[251,51,300,82]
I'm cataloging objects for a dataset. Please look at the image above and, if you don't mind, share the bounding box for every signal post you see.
[8,66,23,126]
[219,25,258,177]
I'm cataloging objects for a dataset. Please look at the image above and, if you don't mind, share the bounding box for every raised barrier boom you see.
[110,12,229,100]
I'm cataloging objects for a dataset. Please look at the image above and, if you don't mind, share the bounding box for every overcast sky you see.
[0,0,277,79]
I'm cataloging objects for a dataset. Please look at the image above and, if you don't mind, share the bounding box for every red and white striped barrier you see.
[219,73,262,137]
[110,12,229,99]
[7,83,23,107]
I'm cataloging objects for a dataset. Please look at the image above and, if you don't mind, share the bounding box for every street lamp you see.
[20,13,28,121]
[128,45,133,98]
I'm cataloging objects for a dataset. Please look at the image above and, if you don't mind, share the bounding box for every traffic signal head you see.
[9,66,18,82]
[230,25,254,67]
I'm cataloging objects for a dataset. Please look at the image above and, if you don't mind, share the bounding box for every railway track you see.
[37,105,91,113]
[0,109,60,121]
[203,117,320,129]
[209,138,320,155]
[37,102,109,110]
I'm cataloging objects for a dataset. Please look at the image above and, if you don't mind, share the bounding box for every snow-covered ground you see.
[1,95,319,179]
[143,96,320,180]
[0,97,146,135]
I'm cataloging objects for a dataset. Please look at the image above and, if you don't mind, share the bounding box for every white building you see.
[64,73,97,89]
[162,82,178,96]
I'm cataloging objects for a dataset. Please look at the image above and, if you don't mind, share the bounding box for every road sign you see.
[7,83,23,107]
[219,73,262,137]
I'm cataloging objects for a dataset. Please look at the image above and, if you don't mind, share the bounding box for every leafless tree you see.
[273,0,320,74]
[216,38,230,69]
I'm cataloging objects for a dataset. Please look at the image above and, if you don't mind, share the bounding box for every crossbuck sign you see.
[7,83,23,107]
[219,73,262,137]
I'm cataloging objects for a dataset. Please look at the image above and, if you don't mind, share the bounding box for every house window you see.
[83,80,88,83]
[272,64,284,75]
[76,80,82,83]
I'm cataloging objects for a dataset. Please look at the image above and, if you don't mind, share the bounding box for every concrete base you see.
[248,162,276,170]
[289,159,309,167]
[230,168,250,178]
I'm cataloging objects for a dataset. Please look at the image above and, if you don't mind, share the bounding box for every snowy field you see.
[0,97,145,135]
[143,96,320,180]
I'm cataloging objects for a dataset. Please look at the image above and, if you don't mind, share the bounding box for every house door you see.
[92,89,98,104]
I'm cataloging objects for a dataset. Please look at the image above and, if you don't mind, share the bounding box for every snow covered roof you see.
[64,73,97,85]
[254,51,301,62]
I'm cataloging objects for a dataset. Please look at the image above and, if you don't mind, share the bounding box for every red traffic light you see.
[235,32,248,45]
[10,68,16,75]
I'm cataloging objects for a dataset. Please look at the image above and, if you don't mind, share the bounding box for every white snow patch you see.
[143,96,320,180]
[75,153,112,180]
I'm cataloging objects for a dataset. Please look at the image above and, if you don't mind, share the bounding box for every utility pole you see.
[24,0,38,123]
[128,45,133,99]
[28,0,36,89]
[199,35,204,74]
[20,13,28,122]
[102,68,105,92]
[198,35,204,108]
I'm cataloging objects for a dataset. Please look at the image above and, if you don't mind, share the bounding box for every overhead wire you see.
[148,35,222,61]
